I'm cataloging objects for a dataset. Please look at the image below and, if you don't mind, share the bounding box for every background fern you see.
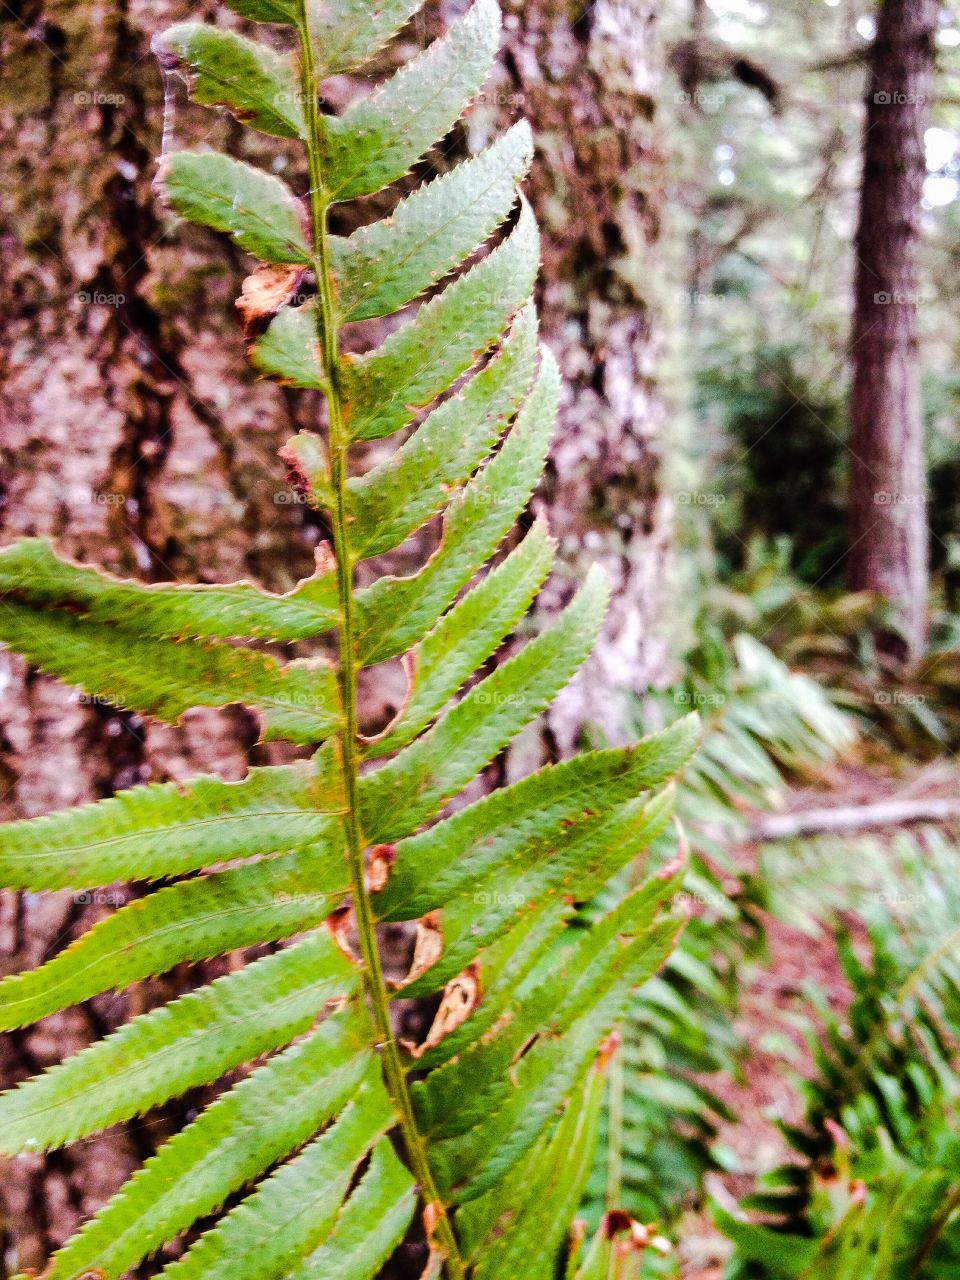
[0,3,696,1278]
[718,822,960,1279]
[576,629,856,1258]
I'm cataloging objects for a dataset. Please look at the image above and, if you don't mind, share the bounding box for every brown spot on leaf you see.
[366,843,396,894]
[394,910,443,989]
[326,904,360,962]
[235,264,304,334]
[313,541,336,576]
[423,1200,441,1238]
[597,1027,621,1070]
[598,1212,672,1257]
[404,964,480,1059]
[657,820,689,878]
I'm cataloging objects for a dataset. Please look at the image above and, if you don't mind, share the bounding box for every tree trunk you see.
[0,0,673,1270]
[496,0,674,750]
[847,0,937,663]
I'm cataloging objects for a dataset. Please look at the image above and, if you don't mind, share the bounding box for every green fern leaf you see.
[0,933,355,1154]
[38,1009,371,1280]
[366,518,555,759]
[0,846,348,1029]
[322,0,500,201]
[376,716,698,920]
[0,603,339,741]
[160,1062,393,1280]
[343,199,539,442]
[432,911,682,1204]
[400,789,676,998]
[0,538,338,641]
[0,4,700,1274]
[330,122,533,321]
[284,1138,417,1280]
[159,151,310,264]
[361,566,609,843]
[414,876,683,1141]
[463,1061,606,1277]
[0,755,341,890]
[308,0,424,74]
[345,305,538,561]
[153,24,304,138]
[411,900,572,1071]
[251,303,325,388]
[222,0,297,25]
[355,350,559,672]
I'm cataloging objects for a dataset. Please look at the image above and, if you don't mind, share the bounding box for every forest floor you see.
[675,757,960,1278]
[676,911,850,1279]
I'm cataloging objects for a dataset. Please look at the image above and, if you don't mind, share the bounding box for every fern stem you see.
[605,1036,624,1212]
[295,16,466,1278]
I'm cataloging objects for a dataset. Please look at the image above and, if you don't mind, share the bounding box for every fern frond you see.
[365,517,555,759]
[360,567,610,842]
[398,789,676,998]
[463,1060,607,1277]
[719,824,960,1278]
[354,348,560,667]
[0,602,339,741]
[330,123,532,322]
[160,1062,393,1280]
[376,716,698,920]
[308,0,425,74]
[342,199,540,443]
[154,23,305,138]
[322,0,500,201]
[284,1137,418,1279]
[0,846,347,1029]
[39,1008,371,1280]
[161,150,310,262]
[0,755,341,890]
[0,933,354,1154]
[0,4,699,1275]
[343,305,538,561]
[0,537,339,640]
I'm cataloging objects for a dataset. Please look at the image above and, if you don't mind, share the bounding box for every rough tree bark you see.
[496,0,674,751]
[847,0,937,663]
[0,0,673,1271]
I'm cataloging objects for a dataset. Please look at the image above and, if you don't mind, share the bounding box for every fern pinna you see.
[0,3,697,1277]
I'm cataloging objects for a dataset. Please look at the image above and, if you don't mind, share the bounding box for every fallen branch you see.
[750,797,960,842]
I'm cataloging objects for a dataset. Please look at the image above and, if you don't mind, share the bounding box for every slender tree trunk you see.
[847,0,937,662]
